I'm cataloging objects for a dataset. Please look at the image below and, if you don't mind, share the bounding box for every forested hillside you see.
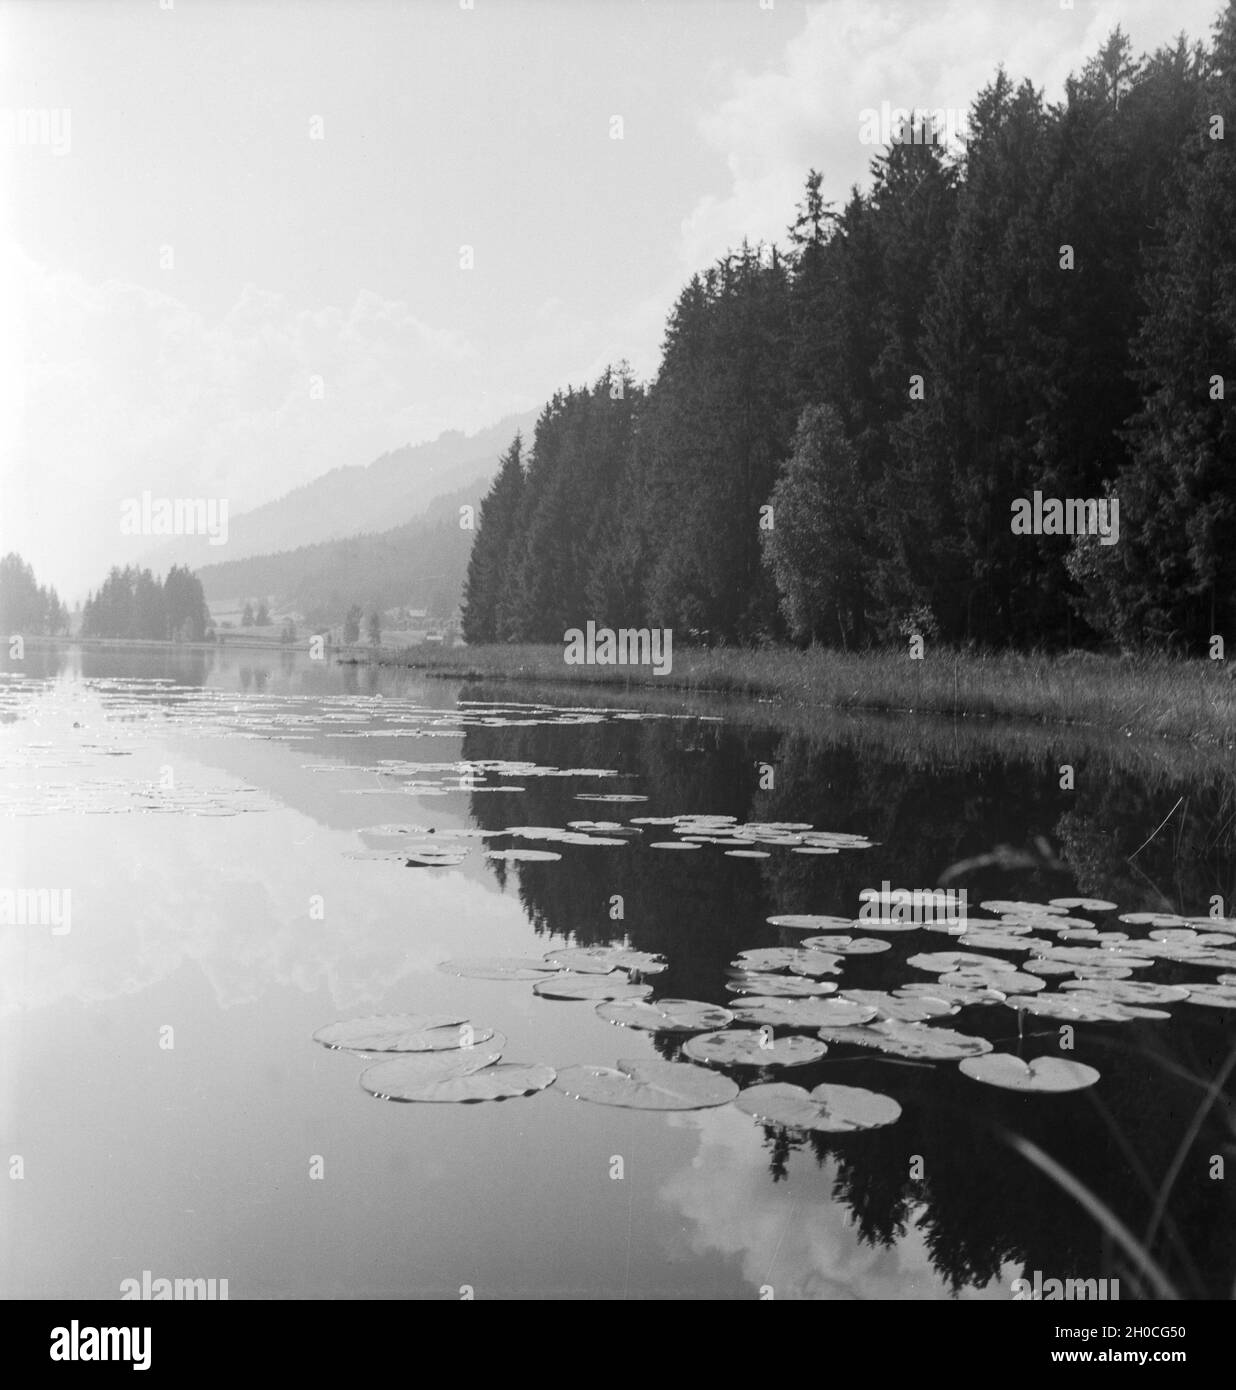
[136,411,536,572]
[196,481,480,625]
[464,22,1236,654]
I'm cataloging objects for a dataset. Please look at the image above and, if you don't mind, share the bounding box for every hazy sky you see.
[0,0,1224,597]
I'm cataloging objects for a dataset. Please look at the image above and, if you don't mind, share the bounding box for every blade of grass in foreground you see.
[1003,1133,1179,1300]
[1142,1038,1236,1256]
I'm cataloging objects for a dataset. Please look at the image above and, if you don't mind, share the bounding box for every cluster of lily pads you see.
[313,894,1236,1131]
[632,814,876,858]
[345,814,877,869]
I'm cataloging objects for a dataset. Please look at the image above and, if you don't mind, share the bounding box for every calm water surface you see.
[2,646,1234,1299]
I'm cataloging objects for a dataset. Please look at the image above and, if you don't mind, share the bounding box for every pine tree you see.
[461,434,526,643]
[1072,14,1236,650]
[763,405,869,646]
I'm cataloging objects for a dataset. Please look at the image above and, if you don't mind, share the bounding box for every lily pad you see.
[816,1019,992,1059]
[486,848,562,862]
[840,989,959,1021]
[683,1028,828,1068]
[1071,964,1135,980]
[313,1014,497,1053]
[801,935,891,955]
[594,998,734,1032]
[730,996,877,1029]
[726,972,838,997]
[361,1053,539,1101]
[766,914,853,931]
[908,951,1016,974]
[1000,993,1167,1022]
[898,982,1005,1007]
[958,1053,1100,1092]
[733,947,843,975]
[1034,945,1150,966]
[951,931,1039,952]
[437,957,561,981]
[1182,984,1236,1008]
[1023,916,1102,931]
[1049,898,1118,912]
[543,946,667,976]
[553,1058,738,1110]
[533,974,653,1002]
[574,793,649,803]
[1059,979,1189,1005]
[359,1046,504,1097]
[981,900,1068,916]
[1184,948,1236,969]
[938,969,1044,996]
[735,1081,901,1132]
[1023,959,1078,977]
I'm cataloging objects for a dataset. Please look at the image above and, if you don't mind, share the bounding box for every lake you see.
[2,645,1234,1300]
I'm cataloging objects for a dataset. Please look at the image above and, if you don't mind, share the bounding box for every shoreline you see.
[15,636,1235,746]
[348,642,1236,747]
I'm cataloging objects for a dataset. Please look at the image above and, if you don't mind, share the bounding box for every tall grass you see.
[358,643,1236,746]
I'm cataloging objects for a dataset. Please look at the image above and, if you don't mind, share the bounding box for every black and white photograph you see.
[2,0,1235,1345]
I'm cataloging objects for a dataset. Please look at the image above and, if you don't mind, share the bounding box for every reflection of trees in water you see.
[1055,784,1236,922]
[753,1038,1236,1299]
[76,645,216,686]
[459,688,1236,1299]
[238,664,270,692]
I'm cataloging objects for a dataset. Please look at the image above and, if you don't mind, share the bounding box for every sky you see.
[0,0,1225,598]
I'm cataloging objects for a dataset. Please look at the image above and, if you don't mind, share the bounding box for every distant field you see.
[363,642,1236,745]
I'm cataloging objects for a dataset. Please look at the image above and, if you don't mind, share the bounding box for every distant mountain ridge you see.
[195,479,485,622]
[139,410,537,571]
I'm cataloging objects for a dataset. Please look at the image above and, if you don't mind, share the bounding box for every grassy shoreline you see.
[352,643,1236,746]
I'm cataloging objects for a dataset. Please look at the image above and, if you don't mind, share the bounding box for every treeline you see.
[0,554,69,635]
[464,18,1236,653]
[81,565,211,641]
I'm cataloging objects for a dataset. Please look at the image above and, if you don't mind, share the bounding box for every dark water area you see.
[2,645,1234,1300]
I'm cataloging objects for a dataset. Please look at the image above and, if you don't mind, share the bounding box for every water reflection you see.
[2,651,1233,1299]
[454,681,1236,1299]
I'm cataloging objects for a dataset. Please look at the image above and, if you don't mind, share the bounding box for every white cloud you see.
[0,242,490,594]
[678,0,1222,273]
[660,1105,1021,1300]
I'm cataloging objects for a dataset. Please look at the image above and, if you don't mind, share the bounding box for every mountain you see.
[139,411,537,571]
[195,479,484,623]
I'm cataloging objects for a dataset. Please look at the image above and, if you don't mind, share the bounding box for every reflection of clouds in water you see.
[0,678,637,1018]
[660,1107,1019,1300]
[1,767,523,1016]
